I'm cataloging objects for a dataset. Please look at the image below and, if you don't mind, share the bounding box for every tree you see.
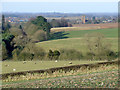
[50,19,61,28]
[19,25,23,30]
[85,32,115,61]
[31,16,51,40]
[2,15,5,32]
[2,33,15,59]
[60,18,68,27]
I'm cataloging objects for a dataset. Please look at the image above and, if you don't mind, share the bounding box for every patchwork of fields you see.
[2,26,118,88]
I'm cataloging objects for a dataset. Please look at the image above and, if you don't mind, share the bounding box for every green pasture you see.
[2,61,105,74]
[36,28,118,53]
[60,28,118,38]
[36,38,118,53]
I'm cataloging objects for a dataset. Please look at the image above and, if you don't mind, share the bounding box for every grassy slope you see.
[2,61,104,74]
[36,28,118,53]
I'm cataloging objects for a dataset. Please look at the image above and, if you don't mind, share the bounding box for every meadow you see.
[2,60,104,74]
[37,28,118,53]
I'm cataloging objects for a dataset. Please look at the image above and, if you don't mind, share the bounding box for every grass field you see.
[64,28,118,38]
[2,61,104,74]
[37,28,118,53]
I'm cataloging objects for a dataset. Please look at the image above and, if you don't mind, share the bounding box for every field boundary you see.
[1,60,119,80]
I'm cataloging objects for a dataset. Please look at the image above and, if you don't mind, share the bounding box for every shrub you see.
[48,50,54,60]
[47,50,60,60]
[84,32,117,61]
[85,52,95,61]
[17,43,46,61]
[32,30,47,42]
[53,50,60,60]
[18,52,34,61]
[12,46,24,60]
[59,49,83,60]
[2,42,8,60]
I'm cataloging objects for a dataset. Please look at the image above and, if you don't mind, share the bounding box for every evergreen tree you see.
[31,16,51,40]
[2,15,5,32]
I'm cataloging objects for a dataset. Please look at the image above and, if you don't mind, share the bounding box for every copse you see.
[31,16,51,40]
[50,18,72,28]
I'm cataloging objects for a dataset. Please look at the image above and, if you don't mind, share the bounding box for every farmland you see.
[2,27,118,74]
[1,22,118,88]
[51,23,118,32]
[2,60,104,74]
[1,60,118,88]
[37,28,118,53]
[2,70,118,88]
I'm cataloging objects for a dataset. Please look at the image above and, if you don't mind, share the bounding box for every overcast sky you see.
[2,2,118,13]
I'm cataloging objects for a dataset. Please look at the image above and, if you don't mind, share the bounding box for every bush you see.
[47,50,60,60]
[85,52,95,61]
[18,52,34,61]
[53,50,60,60]
[32,30,47,42]
[2,42,8,60]
[12,46,24,60]
[48,50,54,60]
[59,49,83,60]
[17,43,46,61]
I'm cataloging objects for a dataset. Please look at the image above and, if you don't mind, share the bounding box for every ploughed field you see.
[1,60,118,88]
[2,70,118,88]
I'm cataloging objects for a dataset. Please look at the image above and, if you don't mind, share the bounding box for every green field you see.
[36,28,118,53]
[64,28,118,38]
[2,61,104,74]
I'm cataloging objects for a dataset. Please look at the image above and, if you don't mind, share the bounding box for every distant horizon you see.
[2,12,118,14]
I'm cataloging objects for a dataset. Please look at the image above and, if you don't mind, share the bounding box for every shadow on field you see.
[50,31,69,40]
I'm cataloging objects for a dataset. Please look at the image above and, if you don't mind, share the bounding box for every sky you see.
[2,2,118,13]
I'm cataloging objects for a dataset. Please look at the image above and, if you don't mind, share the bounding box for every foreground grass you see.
[2,60,104,74]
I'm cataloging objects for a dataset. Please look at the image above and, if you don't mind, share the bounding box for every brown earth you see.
[72,23,118,29]
[51,23,118,32]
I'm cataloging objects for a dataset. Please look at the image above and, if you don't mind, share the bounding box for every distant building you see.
[81,15,86,24]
